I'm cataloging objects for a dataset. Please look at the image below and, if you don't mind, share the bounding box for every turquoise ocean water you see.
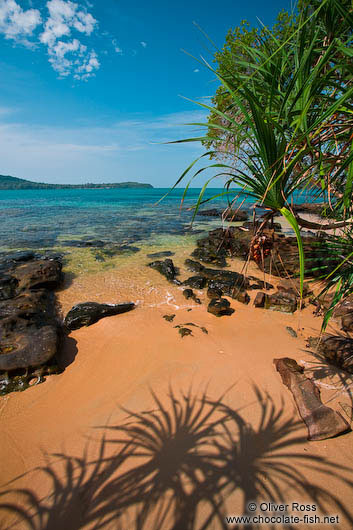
[0,187,317,254]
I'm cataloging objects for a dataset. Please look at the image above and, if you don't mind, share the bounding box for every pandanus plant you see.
[170,0,353,302]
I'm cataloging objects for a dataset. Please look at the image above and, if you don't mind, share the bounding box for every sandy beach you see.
[1,243,353,529]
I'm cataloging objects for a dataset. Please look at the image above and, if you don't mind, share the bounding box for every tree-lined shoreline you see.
[0,174,153,190]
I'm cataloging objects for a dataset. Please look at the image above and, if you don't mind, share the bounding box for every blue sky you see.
[0,0,292,186]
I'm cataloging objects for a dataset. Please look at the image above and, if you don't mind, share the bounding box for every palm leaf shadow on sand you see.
[1,385,353,530]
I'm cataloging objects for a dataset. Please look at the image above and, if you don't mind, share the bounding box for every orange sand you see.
[1,247,353,529]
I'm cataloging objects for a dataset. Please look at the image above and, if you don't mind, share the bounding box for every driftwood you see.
[274,357,350,441]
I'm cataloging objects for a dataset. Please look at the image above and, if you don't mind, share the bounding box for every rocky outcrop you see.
[197,208,248,221]
[274,357,350,440]
[0,254,63,395]
[191,227,251,267]
[192,226,333,278]
[147,258,180,283]
[183,276,207,289]
[183,260,251,305]
[64,302,135,331]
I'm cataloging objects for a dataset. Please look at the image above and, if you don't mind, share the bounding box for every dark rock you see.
[13,259,63,290]
[207,298,234,317]
[207,277,249,304]
[183,289,194,300]
[0,325,59,371]
[147,258,179,283]
[264,291,298,313]
[147,251,175,258]
[242,221,282,232]
[183,276,207,289]
[163,314,176,322]
[64,302,135,330]
[62,239,106,247]
[341,313,353,332]
[0,250,36,264]
[197,208,248,221]
[0,290,57,326]
[248,276,273,290]
[0,256,63,387]
[207,285,223,299]
[286,326,298,338]
[254,292,266,308]
[0,275,18,300]
[314,335,353,373]
[175,322,208,334]
[277,279,311,298]
[192,227,252,268]
[184,259,205,273]
[274,357,350,440]
[196,208,220,217]
[333,295,353,317]
[194,226,335,279]
[182,289,201,304]
[178,327,193,338]
[292,203,326,215]
[93,245,140,261]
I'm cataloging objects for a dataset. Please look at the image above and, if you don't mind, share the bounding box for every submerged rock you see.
[207,298,234,317]
[0,275,18,300]
[147,251,175,258]
[147,258,180,283]
[65,302,135,330]
[197,208,248,221]
[274,357,350,440]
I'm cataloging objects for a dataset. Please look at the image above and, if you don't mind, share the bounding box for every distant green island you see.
[0,175,153,190]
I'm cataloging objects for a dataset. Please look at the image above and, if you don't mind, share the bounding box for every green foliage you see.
[0,175,153,190]
[173,0,353,322]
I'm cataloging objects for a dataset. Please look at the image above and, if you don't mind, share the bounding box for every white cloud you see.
[112,38,122,54]
[193,68,199,73]
[40,0,96,46]
[0,0,99,80]
[0,0,41,42]
[140,40,146,48]
[40,0,99,80]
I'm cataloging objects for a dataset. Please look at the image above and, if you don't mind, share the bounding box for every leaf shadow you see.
[1,384,353,530]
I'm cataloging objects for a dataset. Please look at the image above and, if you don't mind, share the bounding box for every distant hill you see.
[0,175,153,190]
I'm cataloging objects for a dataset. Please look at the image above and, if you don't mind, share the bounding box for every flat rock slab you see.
[274,357,350,441]
[65,302,135,330]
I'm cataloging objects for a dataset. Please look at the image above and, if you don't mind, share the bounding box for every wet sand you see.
[1,245,353,529]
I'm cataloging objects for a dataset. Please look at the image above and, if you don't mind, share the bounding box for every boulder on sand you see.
[64,302,135,330]
[274,357,350,440]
